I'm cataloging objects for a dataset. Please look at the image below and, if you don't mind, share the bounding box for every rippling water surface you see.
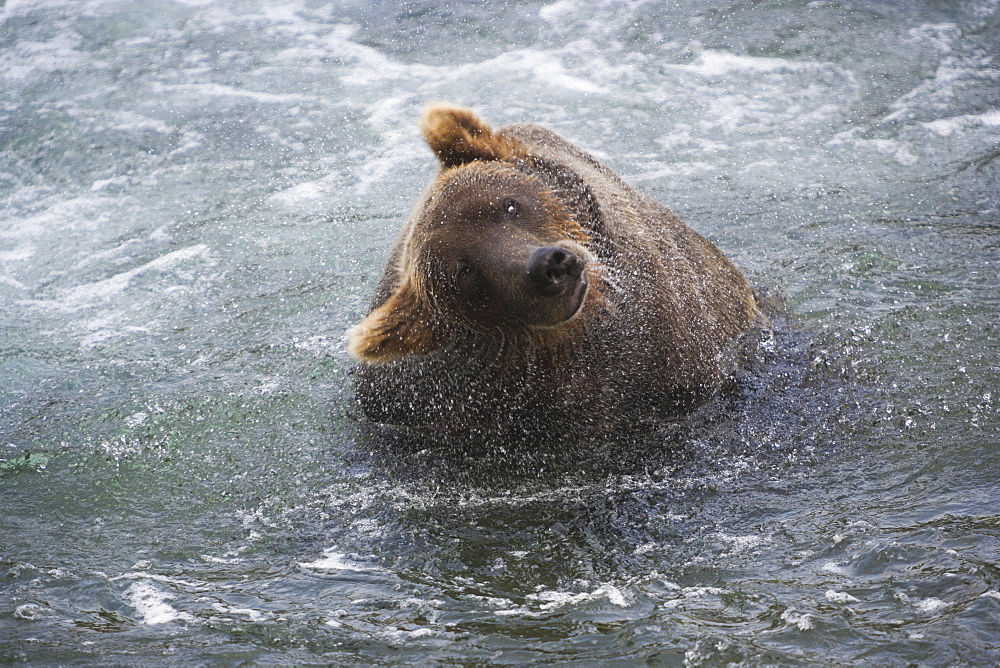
[2,0,999,663]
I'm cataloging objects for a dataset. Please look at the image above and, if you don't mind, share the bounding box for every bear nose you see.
[527,246,583,296]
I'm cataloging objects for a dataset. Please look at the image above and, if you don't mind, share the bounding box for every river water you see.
[2,0,998,664]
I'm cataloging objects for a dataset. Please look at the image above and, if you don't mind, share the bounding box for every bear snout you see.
[527,246,584,297]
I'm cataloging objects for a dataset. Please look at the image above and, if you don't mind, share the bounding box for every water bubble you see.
[14,603,47,621]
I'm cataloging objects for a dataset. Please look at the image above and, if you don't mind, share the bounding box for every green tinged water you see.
[1,0,998,663]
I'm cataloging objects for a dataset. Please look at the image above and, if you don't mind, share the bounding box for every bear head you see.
[347,104,598,364]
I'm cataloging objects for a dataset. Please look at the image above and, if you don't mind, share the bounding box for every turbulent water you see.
[2,0,999,663]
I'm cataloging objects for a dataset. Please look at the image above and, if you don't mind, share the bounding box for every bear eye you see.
[502,199,519,219]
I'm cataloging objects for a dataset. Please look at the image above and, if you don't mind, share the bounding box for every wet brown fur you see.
[419,103,525,167]
[347,104,768,440]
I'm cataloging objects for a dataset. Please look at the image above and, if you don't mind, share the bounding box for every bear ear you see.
[347,282,444,364]
[420,103,521,168]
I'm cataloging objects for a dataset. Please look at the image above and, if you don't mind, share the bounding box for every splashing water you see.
[1,0,998,664]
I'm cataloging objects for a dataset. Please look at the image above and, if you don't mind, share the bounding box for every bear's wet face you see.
[416,165,592,332]
[346,103,605,365]
[346,161,596,365]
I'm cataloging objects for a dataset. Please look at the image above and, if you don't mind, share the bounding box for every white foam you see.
[124,581,195,625]
[299,549,383,573]
[0,195,114,240]
[268,179,330,207]
[123,411,148,428]
[90,176,130,191]
[0,245,34,262]
[629,162,718,183]
[684,585,726,597]
[714,532,767,552]
[820,560,849,575]
[877,139,920,166]
[69,239,144,273]
[382,627,437,642]
[149,82,314,105]
[660,585,729,610]
[353,140,427,196]
[825,589,860,604]
[80,322,151,350]
[922,108,1000,136]
[111,570,204,589]
[781,609,814,631]
[259,4,302,23]
[200,554,245,565]
[539,0,577,23]
[3,0,119,13]
[740,159,781,173]
[24,244,209,312]
[211,603,266,622]
[13,603,47,621]
[318,27,411,88]
[0,32,84,83]
[914,597,949,613]
[464,593,516,608]
[670,50,831,77]
[93,110,172,136]
[882,55,995,124]
[494,606,533,617]
[493,48,606,94]
[906,23,958,53]
[524,584,631,611]
[504,45,611,95]
[332,31,606,96]
[0,276,29,290]
[656,124,731,153]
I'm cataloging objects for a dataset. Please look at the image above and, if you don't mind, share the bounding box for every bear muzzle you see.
[526,245,589,324]
[528,246,583,295]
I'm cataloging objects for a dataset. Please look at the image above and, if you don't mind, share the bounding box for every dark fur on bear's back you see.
[347,104,769,444]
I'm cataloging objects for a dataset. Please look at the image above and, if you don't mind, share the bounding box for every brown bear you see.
[347,103,769,446]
